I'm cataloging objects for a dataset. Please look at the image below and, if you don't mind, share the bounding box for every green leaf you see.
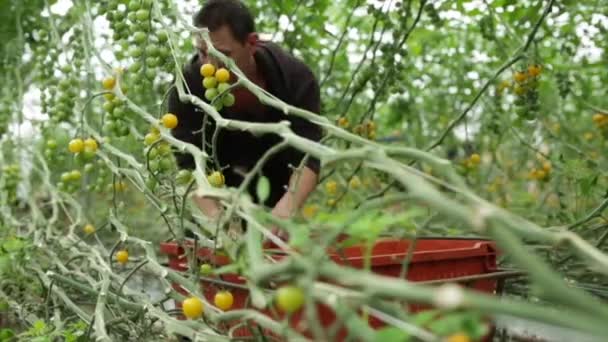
[0,256,10,275]
[2,237,26,252]
[374,327,410,342]
[0,329,15,340]
[412,310,440,326]
[256,176,271,203]
[31,320,48,336]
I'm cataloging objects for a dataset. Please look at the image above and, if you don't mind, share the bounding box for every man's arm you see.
[271,166,318,219]
[270,60,323,222]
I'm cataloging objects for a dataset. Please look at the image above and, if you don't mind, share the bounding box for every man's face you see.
[195,25,257,79]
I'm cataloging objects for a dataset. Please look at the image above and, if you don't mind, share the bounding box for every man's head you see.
[193,0,258,74]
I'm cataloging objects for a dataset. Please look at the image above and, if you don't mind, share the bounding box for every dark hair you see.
[193,0,255,43]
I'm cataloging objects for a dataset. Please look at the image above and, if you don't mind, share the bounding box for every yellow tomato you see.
[349,176,362,189]
[182,297,204,319]
[513,71,527,83]
[301,204,318,219]
[84,138,98,152]
[325,180,338,195]
[215,68,230,83]
[214,291,234,311]
[68,138,84,153]
[366,121,376,132]
[535,169,547,180]
[200,63,216,78]
[161,113,178,129]
[102,76,116,90]
[446,332,471,342]
[337,117,349,128]
[592,113,604,123]
[469,153,481,165]
[116,250,129,264]
[83,224,96,235]
[527,64,542,77]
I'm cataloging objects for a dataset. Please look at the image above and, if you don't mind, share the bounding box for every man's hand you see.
[268,166,318,242]
[192,195,223,220]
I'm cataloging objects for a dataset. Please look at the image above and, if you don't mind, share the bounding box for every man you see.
[168,0,323,231]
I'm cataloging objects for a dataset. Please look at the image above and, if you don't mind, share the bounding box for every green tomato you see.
[135,9,149,21]
[202,76,217,89]
[102,101,114,113]
[58,78,71,91]
[112,107,126,120]
[127,12,137,23]
[129,46,143,58]
[276,286,304,314]
[133,31,146,44]
[158,143,171,155]
[70,170,82,181]
[82,149,97,161]
[222,93,235,107]
[149,159,160,172]
[199,263,213,276]
[119,125,130,136]
[146,178,157,191]
[146,57,160,68]
[176,169,193,185]
[148,147,159,159]
[46,139,57,149]
[73,153,86,166]
[157,30,168,43]
[145,68,156,80]
[147,45,160,57]
[144,133,159,146]
[217,82,230,94]
[205,88,218,101]
[128,0,140,11]
[160,158,173,171]
[61,172,71,182]
[103,120,116,133]
[130,60,143,72]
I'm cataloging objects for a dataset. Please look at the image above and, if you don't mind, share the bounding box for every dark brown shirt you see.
[168,41,323,207]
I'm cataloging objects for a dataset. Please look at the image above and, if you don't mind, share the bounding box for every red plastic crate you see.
[160,237,499,340]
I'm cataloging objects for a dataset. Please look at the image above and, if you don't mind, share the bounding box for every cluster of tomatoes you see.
[32,27,84,125]
[101,75,132,137]
[513,64,542,119]
[338,117,377,141]
[56,137,99,192]
[497,64,542,119]
[462,153,482,170]
[142,114,179,189]
[46,66,81,124]
[181,283,304,320]
[200,63,235,111]
[528,160,552,182]
[320,175,364,209]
